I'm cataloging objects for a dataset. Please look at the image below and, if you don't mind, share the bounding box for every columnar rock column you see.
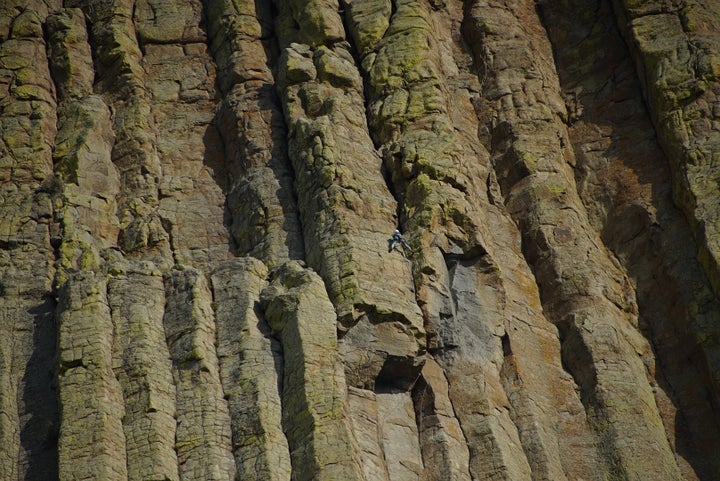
[108,267,178,481]
[273,0,425,392]
[80,0,170,263]
[163,268,236,480]
[261,261,364,481]
[345,1,600,479]
[205,0,305,266]
[211,258,291,481]
[56,274,127,481]
[46,6,132,480]
[540,0,720,478]
[612,0,720,392]
[52,3,216,480]
[463,1,683,479]
[0,5,71,480]
[135,0,234,269]
[2,1,720,480]
[343,7,517,478]
[412,359,470,481]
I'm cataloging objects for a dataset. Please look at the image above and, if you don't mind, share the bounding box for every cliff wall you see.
[1,1,719,480]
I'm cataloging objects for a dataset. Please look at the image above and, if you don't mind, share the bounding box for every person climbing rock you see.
[388,229,412,255]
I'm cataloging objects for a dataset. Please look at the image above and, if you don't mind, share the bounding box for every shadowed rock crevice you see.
[20,296,59,481]
[412,358,471,481]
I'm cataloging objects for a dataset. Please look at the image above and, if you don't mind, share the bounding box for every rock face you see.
[1,1,719,480]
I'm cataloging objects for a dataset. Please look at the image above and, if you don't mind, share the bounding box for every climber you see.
[388,229,412,255]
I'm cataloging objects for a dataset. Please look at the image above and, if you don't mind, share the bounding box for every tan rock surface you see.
[611,0,720,397]
[464,1,683,478]
[1,2,719,480]
[0,3,58,480]
[163,268,236,480]
[261,261,364,481]
[211,257,290,481]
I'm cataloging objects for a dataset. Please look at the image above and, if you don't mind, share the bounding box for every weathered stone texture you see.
[211,258,291,481]
[163,268,236,481]
[349,2,603,480]
[413,359,471,481]
[464,1,686,479]
[261,261,364,481]
[376,390,425,480]
[612,0,720,395]
[0,4,59,480]
[56,273,127,481]
[206,0,305,266]
[138,0,233,269]
[108,266,178,481]
[274,1,426,393]
[347,387,392,481]
[540,1,720,479]
[2,1,720,481]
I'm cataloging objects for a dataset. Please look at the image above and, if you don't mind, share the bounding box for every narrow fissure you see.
[410,372,460,481]
[339,0,409,231]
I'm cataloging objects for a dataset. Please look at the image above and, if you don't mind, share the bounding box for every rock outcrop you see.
[1,1,719,480]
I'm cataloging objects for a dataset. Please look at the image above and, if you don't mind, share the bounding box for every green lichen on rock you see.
[287,0,345,47]
[343,0,391,58]
[2,2,720,480]
[278,44,317,85]
[211,258,291,481]
[9,9,43,39]
[314,46,361,89]
[46,8,95,99]
[53,96,114,184]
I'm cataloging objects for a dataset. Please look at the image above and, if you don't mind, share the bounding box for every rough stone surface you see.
[464,1,684,479]
[1,2,720,481]
[211,257,290,481]
[163,268,236,481]
[0,3,59,480]
[261,261,365,481]
[108,264,179,481]
[56,273,127,481]
[611,0,720,399]
[274,1,427,392]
